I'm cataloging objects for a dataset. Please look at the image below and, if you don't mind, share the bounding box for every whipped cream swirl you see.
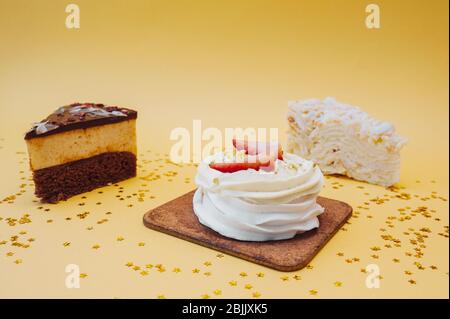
[193,152,325,241]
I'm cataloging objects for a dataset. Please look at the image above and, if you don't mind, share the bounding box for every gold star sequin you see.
[156,265,166,273]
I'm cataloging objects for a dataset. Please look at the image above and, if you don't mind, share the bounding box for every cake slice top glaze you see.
[24,103,137,140]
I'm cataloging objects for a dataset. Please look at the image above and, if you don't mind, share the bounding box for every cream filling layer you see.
[26,120,137,171]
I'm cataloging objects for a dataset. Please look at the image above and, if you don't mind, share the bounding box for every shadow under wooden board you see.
[143,190,352,272]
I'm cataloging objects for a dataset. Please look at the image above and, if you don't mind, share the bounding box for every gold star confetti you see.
[138,242,145,247]
[293,275,302,280]
[156,266,166,273]
[309,289,318,295]
[201,294,210,299]
[280,275,289,281]
[125,262,134,267]
[14,259,22,264]
[336,252,344,257]
[145,264,153,269]
[306,264,314,269]
[408,279,416,285]
[334,281,343,287]
[239,272,248,277]
[140,271,149,276]
[229,280,237,286]
[92,244,100,249]
[203,261,212,266]
[116,236,124,241]
[252,292,261,298]
[132,266,141,271]
[256,272,265,278]
[204,271,212,276]
[79,273,88,279]
[216,253,224,258]
[6,252,14,257]
[63,242,71,247]
[213,289,222,296]
[192,268,200,273]
[244,284,253,289]
[157,294,166,299]
[172,267,181,273]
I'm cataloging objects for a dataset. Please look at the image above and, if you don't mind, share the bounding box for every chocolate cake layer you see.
[25,103,137,140]
[33,152,136,203]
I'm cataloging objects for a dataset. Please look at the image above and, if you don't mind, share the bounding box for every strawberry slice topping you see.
[233,138,283,160]
[209,157,271,173]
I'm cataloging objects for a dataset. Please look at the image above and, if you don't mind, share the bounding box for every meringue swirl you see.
[193,152,325,241]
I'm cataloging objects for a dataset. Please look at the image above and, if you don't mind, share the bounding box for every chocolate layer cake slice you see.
[25,103,137,203]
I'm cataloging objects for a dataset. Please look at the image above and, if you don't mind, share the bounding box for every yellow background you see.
[0,0,448,298]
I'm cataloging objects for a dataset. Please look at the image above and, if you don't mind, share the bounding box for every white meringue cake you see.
[287,97,407,187]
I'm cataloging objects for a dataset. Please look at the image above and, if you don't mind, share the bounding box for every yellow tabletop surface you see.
[0,0,448,298]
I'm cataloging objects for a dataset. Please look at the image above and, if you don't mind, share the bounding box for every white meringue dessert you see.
[193,141,325,241]
[287,97,407,187]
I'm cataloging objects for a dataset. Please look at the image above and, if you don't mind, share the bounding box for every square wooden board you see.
[143,190,352,272]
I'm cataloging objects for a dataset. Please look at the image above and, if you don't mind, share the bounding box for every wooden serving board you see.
[143,190,352,272]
